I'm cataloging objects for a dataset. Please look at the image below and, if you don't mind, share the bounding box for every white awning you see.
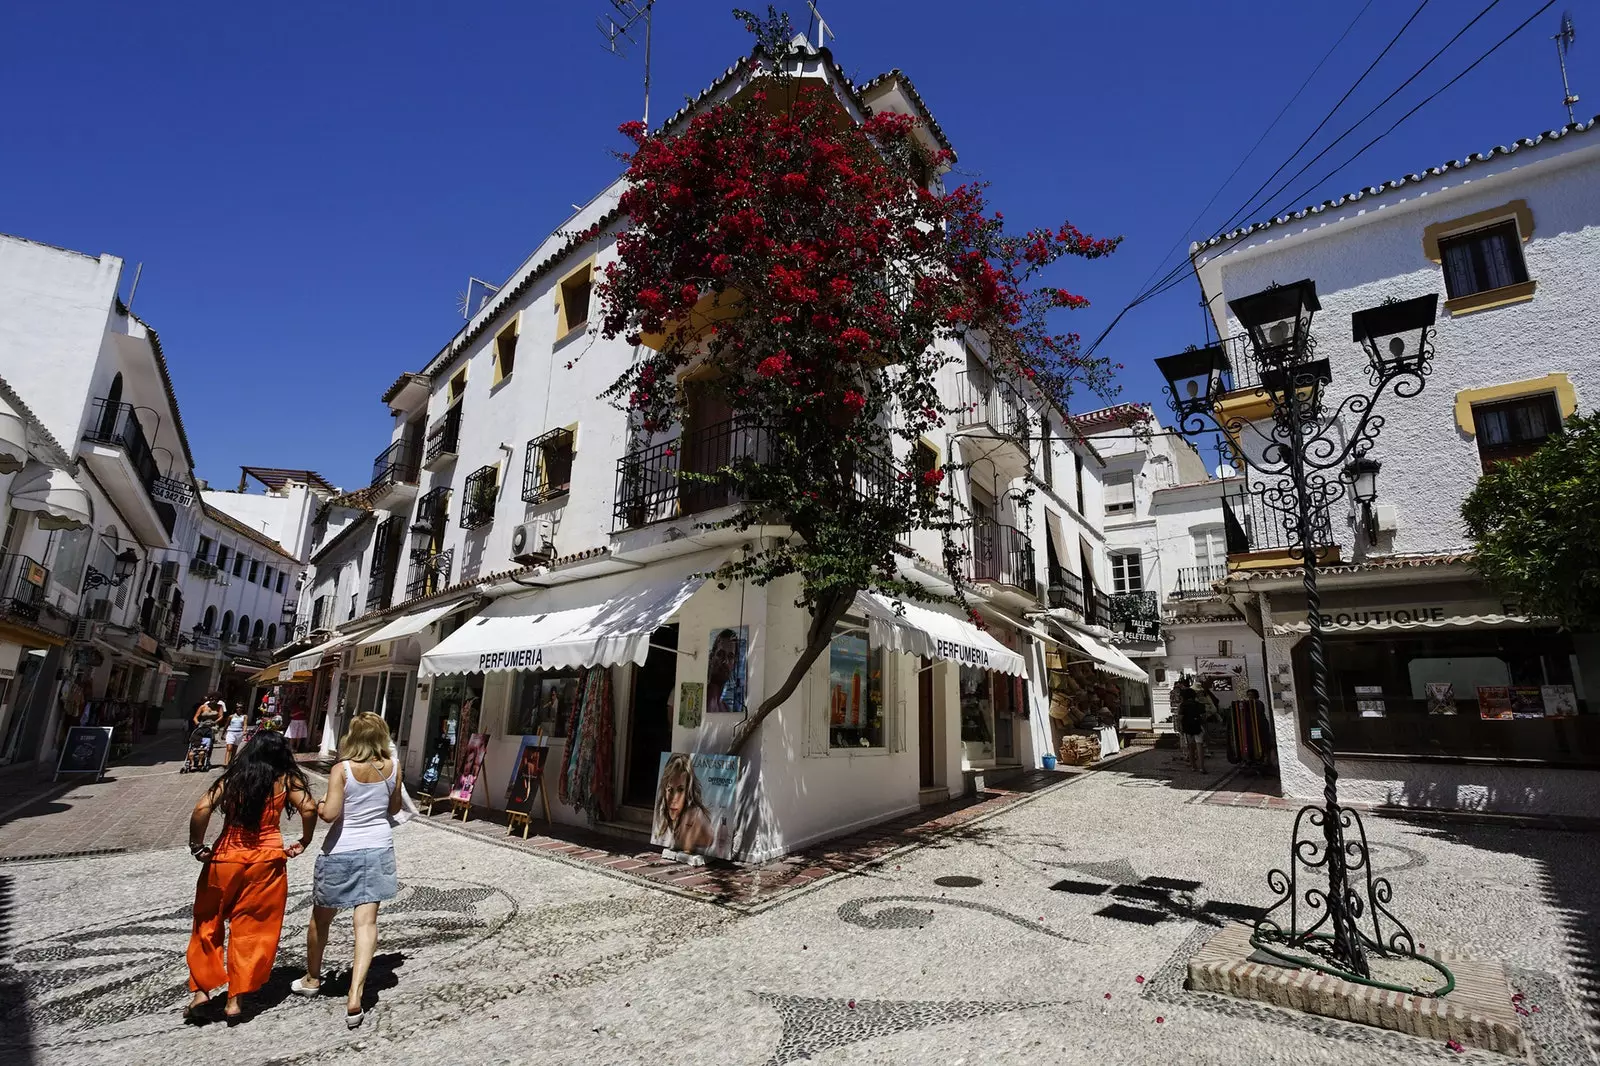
[287,630,368,674]
[1271,613,1541,637]
[10,460,89,530]
[853,593,1028,678]
[419,554,717,678]
[1051,623,1150,683]
[358,597,474,647]
[0,397,27,474]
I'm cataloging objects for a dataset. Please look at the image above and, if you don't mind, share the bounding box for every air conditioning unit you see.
[159,560,180,585]
[71,619,95,642]
[86,598,113,621]
[215,572,230,586]
[510,520,554,565]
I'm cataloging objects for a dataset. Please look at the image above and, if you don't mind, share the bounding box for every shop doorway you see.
[918,657,935,787]
[624,624,678,808]
[994,672,1016,763]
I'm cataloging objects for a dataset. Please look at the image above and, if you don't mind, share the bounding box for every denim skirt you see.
[312,846,398,909]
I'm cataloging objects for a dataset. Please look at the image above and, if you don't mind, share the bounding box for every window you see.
[557,263,593,338]
[493,318,519,383]
[196,536,212,563]
[233,553,245,578]
[447,368,468,405]
[507,669,582,737]
[1192,526,1226,570]
[912,440,940,510]
[266,624,277,647]
[1040,418,1053,488]
[523,428,575,504]
[1472,393,1562,468]
[237,615,250,642]
[1073,453,1085,514]
[277,571,286,593]
[1439,220,1529,301]
[221,610,234,638]
[1110,551,1143,595]
[311,595,327,631]
[462,464,499,529]
[263,565,274,588]
[827,620,885,749]
[215,545,230,572]
[248,559,260,583]
[1104,473,1135,515]
[251,619,264,644]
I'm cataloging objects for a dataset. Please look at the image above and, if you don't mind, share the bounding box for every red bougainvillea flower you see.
[837,327,873,352]
[840,390,866,415]
[921,468,945,487]
[756,353,791,378]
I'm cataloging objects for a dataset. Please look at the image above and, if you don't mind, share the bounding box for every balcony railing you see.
[83,400,166,510]
[614,418,770,530]
[1108,590,1161,640]
[368,515,405,612]
[0,554,48,622]
[425,403,462,465]
[461,466,499,529]
[1224,487,1333,555]
[1172,563,1226,599]
[416,485,450,533]
[371,439,420,490]
[966,519,1035,593]
[1048,567,1085,614]
[1083,588,1114,629]
[188,557,220,580]
[523,427,574,505]
[954,372,1030,439]
[406,548,453,600]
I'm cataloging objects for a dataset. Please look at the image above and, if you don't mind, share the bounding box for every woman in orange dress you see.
[185,730,316,1023]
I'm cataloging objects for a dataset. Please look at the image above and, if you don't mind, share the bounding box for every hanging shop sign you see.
[23,560,46,587]
[192,635,220,653]
[136,633,158,655]
[357,640,393,665]
[150,477,195,506]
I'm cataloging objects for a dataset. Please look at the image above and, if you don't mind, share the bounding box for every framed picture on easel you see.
[505,735,551,836]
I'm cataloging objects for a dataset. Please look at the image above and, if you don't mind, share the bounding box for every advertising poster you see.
[1354,685,1386,718]
[54,726,114,781]
[707,626,748,715]
[1425,682,1457,715]
[829,630,869,729]
[1511,686,1546,719]
[677,682,704,728]
[1196,656,1247,696]
[450,732,491,802]
[1542,685,1578,717]
[1476,686,1514,721]
[651,751,740,860]
[505,735,548,814]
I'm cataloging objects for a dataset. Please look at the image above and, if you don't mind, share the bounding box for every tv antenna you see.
[1554,12,1580,126]
[806,2,834,49]
[599,0,655,131]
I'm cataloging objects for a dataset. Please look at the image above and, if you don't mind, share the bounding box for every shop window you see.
[557,261,593,339]
[1289,629,1599,765]
[507,669,582,737]
[1110,551,1143,595]
[827,620,885,749]
[493,317,519,384]
[1103,473,1135,515]
[959,664,993,759]
[1471,393,1562,469]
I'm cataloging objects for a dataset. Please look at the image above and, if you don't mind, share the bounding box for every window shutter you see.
[1104,475,1135,511]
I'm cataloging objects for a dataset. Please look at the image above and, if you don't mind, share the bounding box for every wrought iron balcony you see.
[965,519,1036,593]
[0,554,48,622]
[523,427,575,505]
[1224,486,1334,556]
[614,418,770,530]
[461,466,499,529]
[84,400,173,534]
[1108,590,1161,640]
[1083,588,1114,629]
[367,515,405,612]
[371,439,420,491]
[954,371,1030,440]
[1048,567,1084,613]
[406,548,453,600]
[1172,563,1226,599]
[424,403,462,467]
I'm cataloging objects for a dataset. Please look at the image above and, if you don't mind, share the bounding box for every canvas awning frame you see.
[1045,620,1150,683]
[853,593,1028,678]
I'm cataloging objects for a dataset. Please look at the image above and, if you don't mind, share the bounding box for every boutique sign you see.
[480,647,544,671]
[934,638,990,668]
[1316,606,1448,627]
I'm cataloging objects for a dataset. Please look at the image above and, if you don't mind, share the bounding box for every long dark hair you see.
[215,730,306,828]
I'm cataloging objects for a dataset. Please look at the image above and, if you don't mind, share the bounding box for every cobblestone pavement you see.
[1,744,1595,1066]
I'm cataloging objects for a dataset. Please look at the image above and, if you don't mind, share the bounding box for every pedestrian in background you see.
[185,730,316,1024]
[222,702,249,765]
[292,712,402,1029]
[1179,685,1208,773]
[192,695,224,771]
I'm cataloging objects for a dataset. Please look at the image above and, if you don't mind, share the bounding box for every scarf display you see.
[1226,698,1270,765]
[560,666,615,822]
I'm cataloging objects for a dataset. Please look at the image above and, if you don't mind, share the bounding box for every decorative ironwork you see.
[83,401,167,513]
[1158,280,1448,993]
[371,438,420,490]
[966,519,1035,593]
[406,549,453,600]
[1171,563,1226,599]
[0,554,48,622]
[425,403,462,465]
[461,465,499,529]
[1047,567,1085,614]
[954,371,1030,440]
[367,515,405,611]
[614,418,770,530]
[523,427,575,505]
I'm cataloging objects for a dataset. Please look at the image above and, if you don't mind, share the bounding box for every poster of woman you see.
[505,735,549,816]
[651,751,740,860]
[706,627,747,715]
[450,732,490,802]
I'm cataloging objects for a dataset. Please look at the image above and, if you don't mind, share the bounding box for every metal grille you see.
[613,418,770,530]
[406,548,453,599]
[0,554,47,622]
[461,466,498,529]
[425,403,462,464]
[371,438,420,490]
[523,427,575,505]
[966,519,1035,593]
[367,514,404,610]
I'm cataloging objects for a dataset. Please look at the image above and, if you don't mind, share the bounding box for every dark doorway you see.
[625,624,678,808]
[995,671,1016,762]
[918,656,935,787]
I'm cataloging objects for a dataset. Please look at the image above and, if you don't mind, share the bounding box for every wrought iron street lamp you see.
[83,548,139,591]
[1157,280,1450,994]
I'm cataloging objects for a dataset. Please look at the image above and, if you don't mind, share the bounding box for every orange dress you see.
[187,787,291,996]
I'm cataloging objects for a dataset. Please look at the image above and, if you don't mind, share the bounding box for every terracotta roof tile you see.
[201,502,299,562]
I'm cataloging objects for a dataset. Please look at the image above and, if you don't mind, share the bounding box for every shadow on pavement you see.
[0,873,36,1065]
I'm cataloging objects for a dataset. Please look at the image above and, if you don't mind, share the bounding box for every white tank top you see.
[322,760,396,855]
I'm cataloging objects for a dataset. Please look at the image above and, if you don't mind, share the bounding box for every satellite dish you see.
[1214,463,1238,479]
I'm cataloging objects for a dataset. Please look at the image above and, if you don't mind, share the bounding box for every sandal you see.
[346,1006,364,1030]
[183,991,214,1024]
[290,976,323,997]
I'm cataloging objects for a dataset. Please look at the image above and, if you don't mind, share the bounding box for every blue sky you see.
[2,1,1590,491]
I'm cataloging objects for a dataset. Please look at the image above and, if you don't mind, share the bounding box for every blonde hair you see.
[339,712,393,763]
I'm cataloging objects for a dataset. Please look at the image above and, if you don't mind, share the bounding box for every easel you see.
[450,791,474,821]
[506,735,551,839]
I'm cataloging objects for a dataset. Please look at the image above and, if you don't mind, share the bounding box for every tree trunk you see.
[727,587,855,756]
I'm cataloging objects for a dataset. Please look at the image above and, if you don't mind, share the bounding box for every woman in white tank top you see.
[291,713,402,1028]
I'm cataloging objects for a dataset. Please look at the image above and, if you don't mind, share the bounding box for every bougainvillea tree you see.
[597,10,1119,753]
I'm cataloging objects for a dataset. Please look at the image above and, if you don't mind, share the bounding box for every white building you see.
[1188,114,1600,815]
[0,234,201,764]
[1075,403,1265,730]
[270,39,1144,860]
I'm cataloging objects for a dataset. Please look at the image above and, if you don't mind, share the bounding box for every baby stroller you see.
[180,723,215,773]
